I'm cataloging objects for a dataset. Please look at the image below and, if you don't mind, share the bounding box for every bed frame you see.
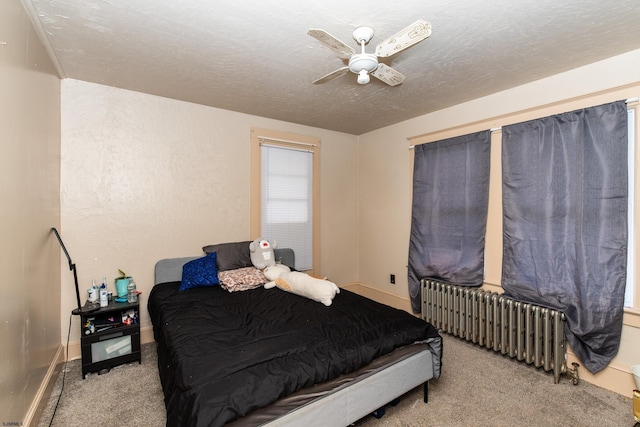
[153,256,437,426]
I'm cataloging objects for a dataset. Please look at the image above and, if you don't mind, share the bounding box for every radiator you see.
[421,279,577,384]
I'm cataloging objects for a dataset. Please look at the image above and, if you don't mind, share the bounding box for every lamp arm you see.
[51,227,88,315]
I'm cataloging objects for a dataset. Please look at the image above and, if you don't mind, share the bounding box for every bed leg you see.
[423,381,429,403]
[372,407,386,419]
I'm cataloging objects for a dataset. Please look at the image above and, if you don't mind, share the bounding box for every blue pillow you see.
[179,252,220,291]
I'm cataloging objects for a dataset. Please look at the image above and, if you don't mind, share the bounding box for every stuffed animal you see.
[249,238,278,270]
[263,264,340,306]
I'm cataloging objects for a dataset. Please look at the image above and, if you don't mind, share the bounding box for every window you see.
[625,107,635,308]
[407,131,491,312]
[250,128,320,274]
[261,144,313,269]
[408,93,640,317]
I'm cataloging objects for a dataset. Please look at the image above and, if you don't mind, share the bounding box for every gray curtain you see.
[501,101,628,373]
[408,131,491,313]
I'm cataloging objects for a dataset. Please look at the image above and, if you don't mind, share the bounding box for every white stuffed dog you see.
[249,238,278,270]
[263,264,340,306]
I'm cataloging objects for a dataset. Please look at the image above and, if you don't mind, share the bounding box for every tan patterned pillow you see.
[218,267,266,292]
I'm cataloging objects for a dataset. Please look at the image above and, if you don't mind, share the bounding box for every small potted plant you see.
[115,269,131,299]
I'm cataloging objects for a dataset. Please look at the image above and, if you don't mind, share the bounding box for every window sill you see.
[623,307,640,328]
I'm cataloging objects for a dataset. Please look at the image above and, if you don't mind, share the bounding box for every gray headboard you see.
[154,256,199,285]
[153,248,295,285]
[274,248,295,270]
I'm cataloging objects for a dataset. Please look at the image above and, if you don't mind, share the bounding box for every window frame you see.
[626,108,636,308]
[408,89,640,327]
[250,127,320,275]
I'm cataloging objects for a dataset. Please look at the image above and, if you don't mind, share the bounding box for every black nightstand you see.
[79,299,141,379]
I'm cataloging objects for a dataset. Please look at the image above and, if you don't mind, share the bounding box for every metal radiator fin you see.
[421,279,568,383]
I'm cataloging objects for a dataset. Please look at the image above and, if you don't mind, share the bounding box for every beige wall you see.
[11,0,639,415]
[0,0,62,424]
[60,79,359,344]
[59,50,640,397]
[357,49,640,396]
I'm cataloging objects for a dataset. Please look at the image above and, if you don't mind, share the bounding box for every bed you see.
[148,243,442,426]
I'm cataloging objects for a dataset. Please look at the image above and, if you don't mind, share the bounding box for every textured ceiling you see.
[24,0,640,135]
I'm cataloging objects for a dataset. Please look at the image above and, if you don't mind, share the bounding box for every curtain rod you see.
[258,137,317,148]
[260,142,314,154]
[408,97,639,149]
[409,127,501,149]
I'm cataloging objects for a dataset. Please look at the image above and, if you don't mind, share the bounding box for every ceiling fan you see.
[308,19,432,86]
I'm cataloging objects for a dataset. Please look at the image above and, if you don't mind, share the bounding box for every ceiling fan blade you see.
[308,29,355,59]
[375,19,432,58]
[312,67,349,84]
[371,63,405,86]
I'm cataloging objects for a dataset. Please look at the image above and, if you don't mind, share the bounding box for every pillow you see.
[202,241,253,271]
[263,264,340,306]
[218,266,266,292]
[179,252,220,291]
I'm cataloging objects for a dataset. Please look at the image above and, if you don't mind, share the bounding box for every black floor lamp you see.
[51,227,99,315]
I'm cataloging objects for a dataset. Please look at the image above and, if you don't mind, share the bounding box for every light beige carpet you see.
[38,334,635,427]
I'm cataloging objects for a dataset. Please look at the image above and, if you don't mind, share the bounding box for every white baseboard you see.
[479,282,636,397]
[25,345,64,427]
[140,326,155,345]
[341,283,414,314]
[65,286,636,398]
[348,282,634,398]
[29,328,156,426]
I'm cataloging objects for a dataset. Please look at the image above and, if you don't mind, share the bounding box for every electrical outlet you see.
[390,274,395,284]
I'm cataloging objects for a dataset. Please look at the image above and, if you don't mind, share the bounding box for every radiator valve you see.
[566,362,580,385]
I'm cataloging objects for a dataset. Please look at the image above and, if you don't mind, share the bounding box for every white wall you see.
[0,0,61,423]
[58,41,640,398]
[357,49,640,395]
[359,48,640,297]
[60,79,359,344]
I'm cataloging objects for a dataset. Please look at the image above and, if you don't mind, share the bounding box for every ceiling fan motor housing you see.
[349,26,378,77]
[348,53,378,74]
[352,26,374,44]
[308,20,431,86]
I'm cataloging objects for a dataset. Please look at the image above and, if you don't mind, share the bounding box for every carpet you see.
[38,334,635,426]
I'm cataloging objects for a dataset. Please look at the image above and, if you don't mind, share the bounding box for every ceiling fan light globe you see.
[357,70,370,84]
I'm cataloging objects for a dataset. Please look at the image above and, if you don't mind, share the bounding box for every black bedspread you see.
[149,282,441,427]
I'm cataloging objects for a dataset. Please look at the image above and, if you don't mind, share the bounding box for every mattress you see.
[230,342,432,426]
[149,279,441,426]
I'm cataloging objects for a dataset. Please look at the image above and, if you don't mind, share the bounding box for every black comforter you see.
[149,282,441,426]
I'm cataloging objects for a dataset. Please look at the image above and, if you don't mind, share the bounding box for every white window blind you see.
[261,142,313,270]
